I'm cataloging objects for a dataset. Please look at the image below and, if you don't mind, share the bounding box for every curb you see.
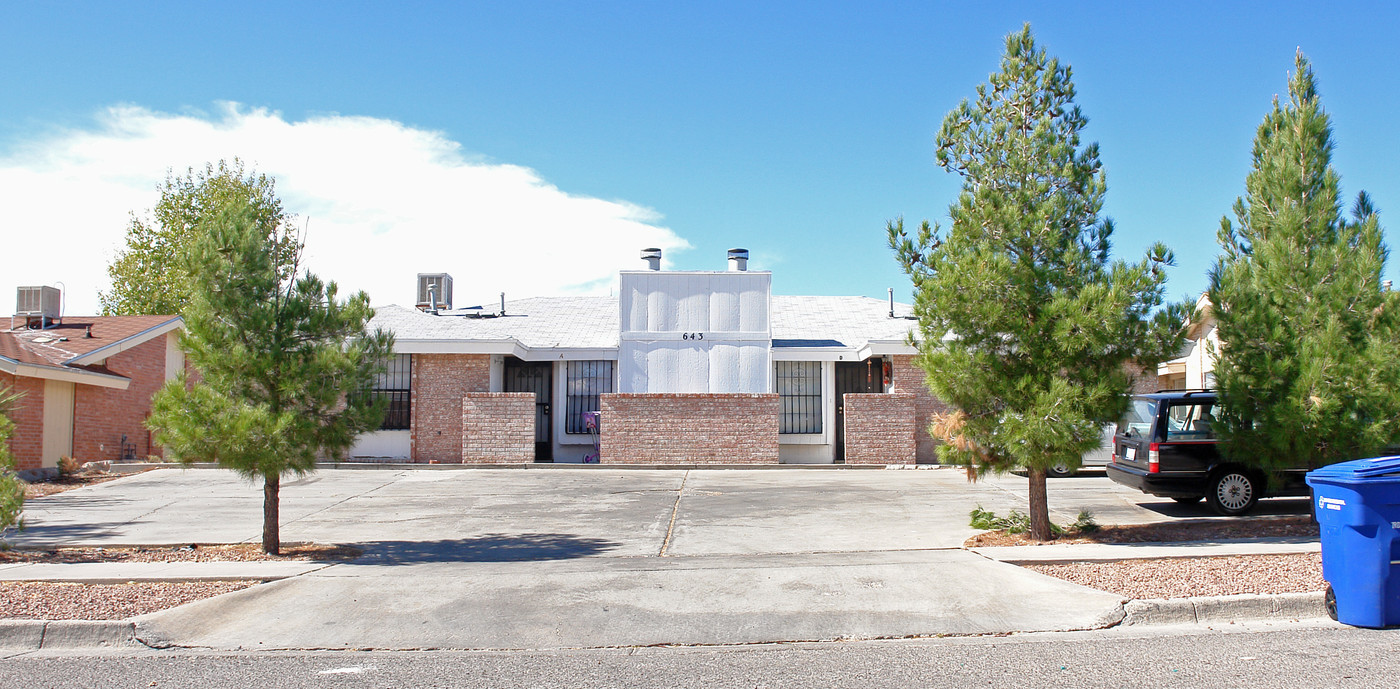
[0,620,140,651]
[1121,591,1327,626]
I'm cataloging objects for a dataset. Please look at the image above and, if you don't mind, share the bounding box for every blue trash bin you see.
[1306,455,1400,628]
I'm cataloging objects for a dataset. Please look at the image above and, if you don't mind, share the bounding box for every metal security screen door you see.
[504,358,553,461]
[834,359,884,462]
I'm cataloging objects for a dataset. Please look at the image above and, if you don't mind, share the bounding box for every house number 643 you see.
[682,332,705,341]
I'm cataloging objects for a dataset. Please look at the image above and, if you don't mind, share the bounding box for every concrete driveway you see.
[13,466,1304,650]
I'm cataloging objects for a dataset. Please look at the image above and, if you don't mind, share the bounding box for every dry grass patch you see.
[965,515,1318,547]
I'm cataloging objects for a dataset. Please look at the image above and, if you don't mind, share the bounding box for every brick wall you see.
[887,355,949,464]
[600,393,779,464]
[1,372,44,471]
[412,354,490,462]
[461,392,535,463]
[843,392,917,465]
[73,337,169,462]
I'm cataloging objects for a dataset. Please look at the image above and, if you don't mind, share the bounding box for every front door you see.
[834,359,884,463]
[504,358,553,462]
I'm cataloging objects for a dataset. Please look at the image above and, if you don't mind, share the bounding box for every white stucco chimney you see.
[727,248,749,272]
[641,248,662,271]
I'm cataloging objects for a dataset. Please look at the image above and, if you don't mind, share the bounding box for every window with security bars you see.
[776,361,822,434]
[566,360,614,434]
[368,354,412,430]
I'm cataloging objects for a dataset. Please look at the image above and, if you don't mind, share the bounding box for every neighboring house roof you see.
[0,315,183,389]
[373,295,919,360]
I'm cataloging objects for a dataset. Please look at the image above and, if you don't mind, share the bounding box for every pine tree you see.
[147,181,393,554]
[1208,52,1400,471]
[101,159,288,316]
[891,25,1189,540]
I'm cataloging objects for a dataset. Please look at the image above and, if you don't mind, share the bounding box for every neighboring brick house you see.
[350,249,946,466]
[1,311,184,477]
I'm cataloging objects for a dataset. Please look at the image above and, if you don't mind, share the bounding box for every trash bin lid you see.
[1307,455,1400,481]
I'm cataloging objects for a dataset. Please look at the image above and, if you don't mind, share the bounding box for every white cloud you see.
[0,103,690,316]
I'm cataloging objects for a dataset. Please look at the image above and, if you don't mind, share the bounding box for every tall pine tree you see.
[891,25,1188,540]
[1209,52,1400,471]
[148,180,392,554]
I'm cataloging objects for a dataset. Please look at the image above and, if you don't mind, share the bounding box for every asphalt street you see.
[0,622,1383,689]
[11,466,1314,650]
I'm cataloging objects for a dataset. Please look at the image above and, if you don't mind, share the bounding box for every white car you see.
[1047,424,1116,478]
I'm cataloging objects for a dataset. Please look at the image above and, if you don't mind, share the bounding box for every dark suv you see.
[1105,390,1312,516]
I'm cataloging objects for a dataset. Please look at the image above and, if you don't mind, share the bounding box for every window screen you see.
[776,361,822,434]
[566,361,614,434]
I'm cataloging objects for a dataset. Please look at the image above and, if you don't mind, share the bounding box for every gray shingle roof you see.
[372,294,917,353]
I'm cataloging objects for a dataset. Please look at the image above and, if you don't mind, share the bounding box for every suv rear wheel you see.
[1207,468,1259,516]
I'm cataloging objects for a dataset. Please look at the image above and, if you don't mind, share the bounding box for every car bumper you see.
[1106,462,1209,499]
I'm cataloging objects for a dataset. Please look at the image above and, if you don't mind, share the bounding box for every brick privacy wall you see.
[843,392,917,465]
[461,392,535,463]
[600,393,779,464]
[412,354,490,462]
[1,372,45,471]
[1128,363,1161,394]
[73,337,170,462]
[887,355,950,464]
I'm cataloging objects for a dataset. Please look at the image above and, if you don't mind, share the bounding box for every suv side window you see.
[1164,402,1217,440]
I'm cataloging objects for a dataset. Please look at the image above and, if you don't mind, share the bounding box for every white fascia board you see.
[771,348,854,362]
[514,348,618,362]
[0,358,131,389]
[862,340,920,357]
[391,339,618,362]
[391,339,526,356]
[68,317,185,366]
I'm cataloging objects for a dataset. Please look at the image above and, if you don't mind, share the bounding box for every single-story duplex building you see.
[351,249,947,465]
[2,287,185,477]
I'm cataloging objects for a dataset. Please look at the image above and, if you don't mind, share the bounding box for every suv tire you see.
[1047,463,1076,478]
[1207,468,1260,516]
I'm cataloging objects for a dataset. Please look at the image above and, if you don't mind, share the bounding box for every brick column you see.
[411,354,490,462]
[886,355,949,464]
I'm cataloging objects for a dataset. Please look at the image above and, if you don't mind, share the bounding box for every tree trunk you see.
[263,473,280,555]
[1027,467,1053,542]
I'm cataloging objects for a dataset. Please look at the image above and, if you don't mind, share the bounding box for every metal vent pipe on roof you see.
[641,248,662,271]
[727,248,749,271]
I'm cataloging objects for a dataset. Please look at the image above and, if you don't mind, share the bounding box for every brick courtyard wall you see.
[461,392,535,463]
[73,337,169,462]
[412,353,490,462]
[1,372,44,471]
[887,355,950,464]
[599,393,779,464]
[843,392,917,465]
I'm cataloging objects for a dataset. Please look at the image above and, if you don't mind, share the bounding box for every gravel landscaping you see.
[0,543,362,564]
[0,581,257,620]
[1026,552,1325,599]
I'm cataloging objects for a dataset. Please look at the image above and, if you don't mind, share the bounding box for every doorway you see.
[504,358,553,461]
[834,359,885,463]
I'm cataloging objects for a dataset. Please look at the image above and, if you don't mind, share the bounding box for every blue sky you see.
[3,2,1397,315]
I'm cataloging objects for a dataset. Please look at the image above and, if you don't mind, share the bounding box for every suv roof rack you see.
[1154,388,1215,395]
